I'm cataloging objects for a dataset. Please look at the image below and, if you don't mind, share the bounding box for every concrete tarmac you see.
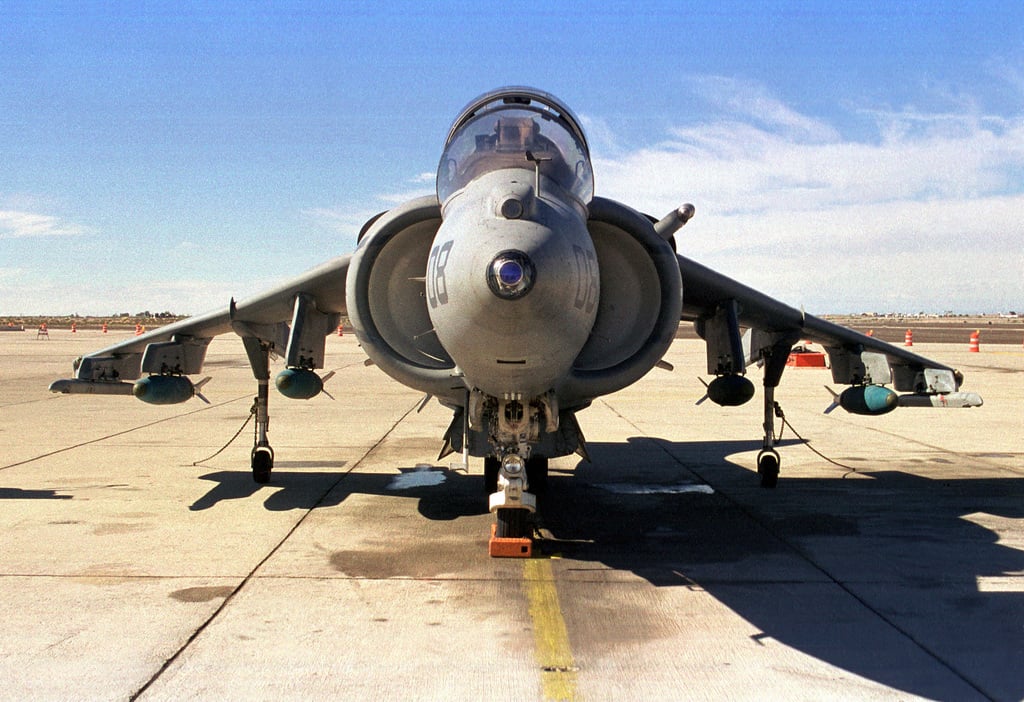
[1,329,1022,701]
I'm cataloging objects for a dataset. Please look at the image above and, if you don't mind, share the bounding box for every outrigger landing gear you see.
[756,334,798,489]
[758,381,781,489]
[242,336,275,484]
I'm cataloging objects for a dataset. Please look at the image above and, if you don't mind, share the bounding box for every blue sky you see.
[2,1,1022,315]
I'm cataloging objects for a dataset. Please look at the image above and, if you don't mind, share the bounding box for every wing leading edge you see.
[677,252,982,402]
[50,254,351,392]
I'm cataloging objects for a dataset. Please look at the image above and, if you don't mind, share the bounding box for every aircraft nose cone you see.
[487,250,535,300]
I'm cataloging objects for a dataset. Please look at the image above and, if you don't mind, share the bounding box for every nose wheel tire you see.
[495,507,529,539]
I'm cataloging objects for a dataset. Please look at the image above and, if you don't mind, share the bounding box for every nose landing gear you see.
[487,452,544,557]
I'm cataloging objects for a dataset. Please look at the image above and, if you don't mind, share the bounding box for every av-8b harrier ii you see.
[51,87,982,550]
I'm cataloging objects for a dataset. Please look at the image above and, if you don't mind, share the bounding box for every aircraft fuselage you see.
[428,167,599,399]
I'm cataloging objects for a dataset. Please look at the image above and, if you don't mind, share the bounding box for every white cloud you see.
[303,184,435,241]
[985,57,1024,100]
[593,77,1024,312]
[578,114,623,156]
[0,210,88,238]
[689,75,840,143]
[302,206,383,239]
[0,267,25,284]
[375,186,435,205]
[599,118,1024,214]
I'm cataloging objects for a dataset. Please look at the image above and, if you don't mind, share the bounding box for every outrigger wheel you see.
[757,448,780,489]
[252,444,275,484]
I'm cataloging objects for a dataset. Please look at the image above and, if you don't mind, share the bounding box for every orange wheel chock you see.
[488,523,532,558]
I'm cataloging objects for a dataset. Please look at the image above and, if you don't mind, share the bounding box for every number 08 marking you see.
[572,245,598,313]
[427,240,454,308]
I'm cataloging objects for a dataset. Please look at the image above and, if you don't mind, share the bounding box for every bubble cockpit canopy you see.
[437,87,594,207]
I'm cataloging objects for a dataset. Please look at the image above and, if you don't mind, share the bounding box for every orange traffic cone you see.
[71,322,77,334]
[968,330,980,353]
[904,329,913,346]
[337,324,344,337]
[135,324,143,336]
[102,323,108,334]
[866,329,874,337]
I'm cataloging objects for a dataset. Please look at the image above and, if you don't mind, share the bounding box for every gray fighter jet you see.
[51,87,982,546]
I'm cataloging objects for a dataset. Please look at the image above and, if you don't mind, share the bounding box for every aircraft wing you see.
[676,253,978,400]
[51,254,351,391]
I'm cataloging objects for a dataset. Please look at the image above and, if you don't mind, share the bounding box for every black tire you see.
[484,456,500,495]
[495,508,528,538]
[758,452,779,489]
[526,456,548,494]
[252,447,274,484]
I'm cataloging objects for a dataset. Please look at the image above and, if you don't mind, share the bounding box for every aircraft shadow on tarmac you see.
[188,438,1024,700]
[189,461,486,518]
[546,438,1024,702]
[0,487,73,500]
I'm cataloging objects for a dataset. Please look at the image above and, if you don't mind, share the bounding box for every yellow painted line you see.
[523,557,579,701]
